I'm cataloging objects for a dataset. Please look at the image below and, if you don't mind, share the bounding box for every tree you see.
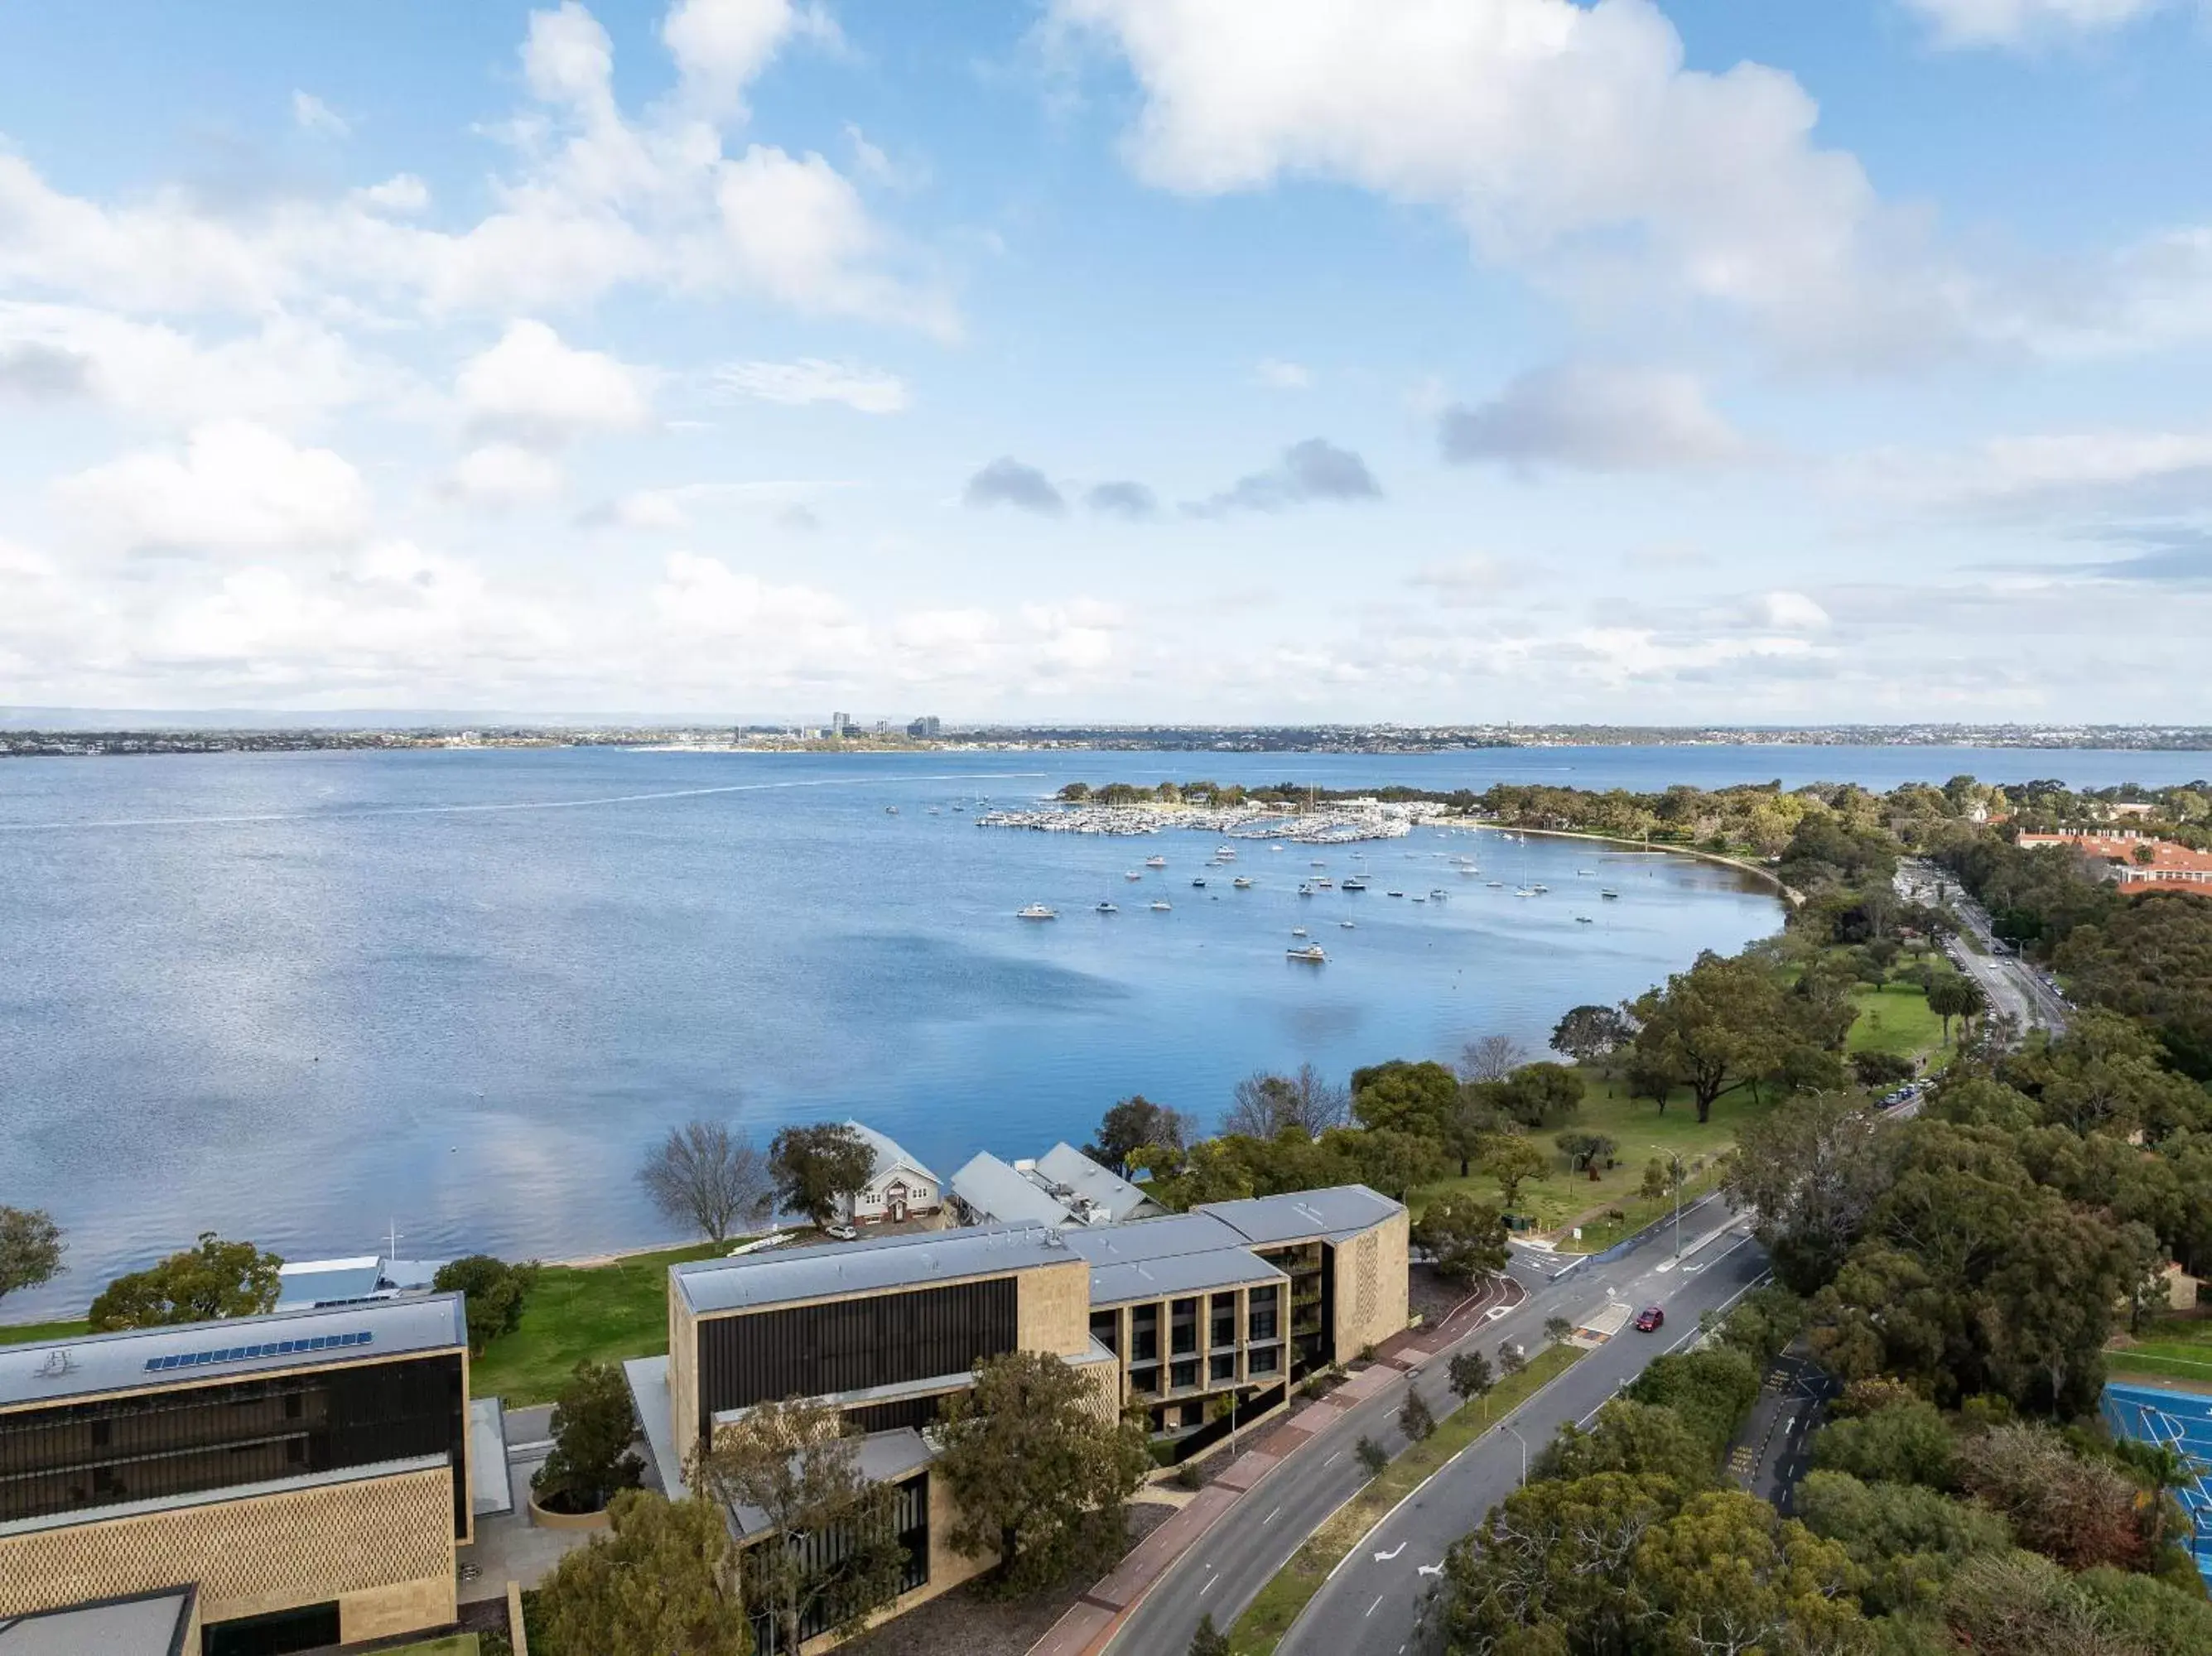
[1554,1129,1615,1177]
[1538,1400,1714,1490]
[1351,1059,1462,1138]
[433,1254,540,1355]
[1628,1490,1867,1656]
[1631,951,1790,1123]
[1460,1033,1531,1084]
[1850,1050,1916,1089]
[1356,1436,1389,1475]
[533,1490,747,1656]
[1794,1470,2009,1616]
[1926,974,1986,1045]
[935,1350,1152,1594]
[1481,1135,1551,1212]
[1549,1004,1633,1064]
[1188,1613,1231,1656]
[1436,1471,1678,1654]
[1809,1398,1958,1490]
[87,1232,282,1331]
[1413,1193,1508,1284]
[1448,1349,1494,1407]
[1441,1086,1510,1178]
[693,1397,908,1650]
[533,1360,643,1514]
[1640,1158,1670,1201]
[1399,1388,1435,1442]
[1492,1062,1586,1129]
[1542,1315,1573,1345]
[639,1120,774,1244]
[0,1206,64,1309]
[1496,1341,1526,1379]
[1725,1091,1899,1295]
[769,1124,877,1228]
[1328,1124,1446,1203]
[1957,1423,2148,1572]
[1222,1064,1348,1138]
[1083,1095,1193,1177]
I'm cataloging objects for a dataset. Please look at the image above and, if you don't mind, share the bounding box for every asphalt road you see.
[1105,1196,1768,1655]
[1896,859,2070,1036]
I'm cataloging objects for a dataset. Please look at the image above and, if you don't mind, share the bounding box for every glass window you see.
[1170,1360,1198,1391]
[1089,1310,1120,1356]
[1248,1291,1279,1343]
[1130,1365,1159,1396]
[1210,1292,1237,1348]
[1170,1297,1198,1356]
[1250,1346,1280,1376]
[1209,1351,1236,1383]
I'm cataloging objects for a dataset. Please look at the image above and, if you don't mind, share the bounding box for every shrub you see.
[433,1254,540,1355]
[533,1362,643,1514]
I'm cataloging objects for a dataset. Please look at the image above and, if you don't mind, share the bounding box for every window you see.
[1211,1292,1237,1348]
[1182,1402,1207,1429]
[1170,1297,1198,1356]
[1089,1309,1120,1356]
[1248,1284,1279,1344]
[1130,1303,1159,1364]
[1209,1352,1236,1384]
[1130,1365,1160,1396]
[1250,1346,1280,1376]
[1170,1360,1198,1391]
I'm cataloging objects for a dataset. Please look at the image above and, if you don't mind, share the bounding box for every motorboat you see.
[1297,882,1315,897]
[1577,869,1593,876]
[1576,914,1595,924]
[885,805,899,814]
[1342,876,1368,890]
[1311,877,1334,890]
[1096,902,1118,914]
[1150,900,1172,912]
[1340,920,1356,929]
[1516,887,1537,898]
[1386,889,1405,898]
[1429,888,1448,899]
[1286,943,1328,963]
[1601,888,1621,899]
[1311,859,1327,868]
[1017,903,1058,920]
[1291,927,1308,937]
[1487,880,1504,888]
[1192,877,1207,888]
[1531,883,1549,893]
[1216,845,1237,860]
[1270,844,1285,852]
[1233,876,1253,888]
[1125,870,1145,881]
[1145,855,1168,868]
[1411,895,1427,903]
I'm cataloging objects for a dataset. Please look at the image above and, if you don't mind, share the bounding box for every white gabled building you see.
[839,1120,944,1225]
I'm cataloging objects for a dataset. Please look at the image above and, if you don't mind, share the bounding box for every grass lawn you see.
[2108,1317,2212,1388]
[0,1318,89,1346]
[1845,980,1949,1061]
[1226,1343,1583,1654]
[1412,1078,1763,1244]
[471,1240,725,1405]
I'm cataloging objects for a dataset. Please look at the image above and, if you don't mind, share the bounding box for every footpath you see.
[1026,1274,1524,1656]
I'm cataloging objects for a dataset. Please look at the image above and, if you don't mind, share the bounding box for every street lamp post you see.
[1670,1153,1686,1259]
[1498,1421,1528,1487]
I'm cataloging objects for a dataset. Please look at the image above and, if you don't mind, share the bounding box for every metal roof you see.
[1197,1184,1403,1245]
[624,1356,688,1501]
[1034,1143,1159,1222]
[0,1456,446,1540]
[844,1119,939,1187]
[948,1152,1077,1227]
[725,1427,936,1538]
[469,1396,513,1517]
[672,1221,1071,1316]
[0,1587,196,1656]
[0,1294,468,1410]
[1087,1250,1286,1305]
[273,1260,385,1309]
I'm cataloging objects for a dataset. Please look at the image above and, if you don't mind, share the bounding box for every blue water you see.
[0,744,2198,1313]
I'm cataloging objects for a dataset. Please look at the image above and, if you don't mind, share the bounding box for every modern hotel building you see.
[0,1296,475,1655]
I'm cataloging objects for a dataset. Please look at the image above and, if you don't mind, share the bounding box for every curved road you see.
[1104,1196,1767,1654]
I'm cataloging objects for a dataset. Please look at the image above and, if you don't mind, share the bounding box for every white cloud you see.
[0,302,401,426]
[1254,357,1311,390]
[663,0,838,118]
[1052,0,1973,363]
[354,175,431,215]
[714,357,910,412]
[292,91,350,137]
[1851,426,2212,517]
[455,319,653,445]
[1440,363,1748,472]
[650,550,869,678]
[1744,590,1831,631]
[1407,555,1519,605]
[56,421,370,556]
[442,444,566,507]
[1900,0,2170,48]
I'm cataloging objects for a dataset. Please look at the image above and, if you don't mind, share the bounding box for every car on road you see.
[1635,1305,1665,1332]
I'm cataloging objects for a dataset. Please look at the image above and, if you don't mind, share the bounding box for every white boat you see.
[1291,927,1308,937]
[1233,876,1252,888]
[1342,876,1367,890]
[1487,880,1505,888]
[1532,883,1549,893]
[1516,887,1537,898]
[1125,870,1144,881]
[1017,903,1058,921]
[1297,882,1315,897]
[1429,888,1448,899]
[1312,877,1334,890]
[1145,855,1167,869]
[1286,943,1328,963]
[1340,920,1356,929]
[1310,860,1327,869]
[1216,845,1237,860]
[1096,902,1118,914]
[1577,869,1593,876]
[1601,888,1621,899]
[1192,877,1207,888]
[1386,889,1404,898]
[1576,914,1595,924]
[885,805,899,814]
[1411,895,1427,903]
[1150,900,1172,912]
[1270,844,1285,852]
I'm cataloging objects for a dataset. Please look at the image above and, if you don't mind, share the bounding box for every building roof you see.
[672,1221,1070,1316]
[1197,1185,1404,1245]
[0,1587,196,1656]
[469,1396,513,1517]
[726,1427,935,1538]
[949,1151,1082,1227]
[0,1293,468,1410]
[846,1120,938,1186]
[0,1456,446,1541]
[1034,1143,1160,1222]
[623,1356,688,1501]
[1059,1211,1288,1305]
[274,1259,385,1309]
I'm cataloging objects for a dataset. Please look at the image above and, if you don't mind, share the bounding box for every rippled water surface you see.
[2,744,2195,1310]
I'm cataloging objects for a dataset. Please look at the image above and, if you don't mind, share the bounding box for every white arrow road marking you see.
[1375,1541,1408,1562]
[1418,1563,1444,1578]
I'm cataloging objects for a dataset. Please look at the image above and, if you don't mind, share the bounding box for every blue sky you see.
[2,0,2210,724]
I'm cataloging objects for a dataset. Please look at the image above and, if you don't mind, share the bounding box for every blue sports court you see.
[2102,1381,2212,1587]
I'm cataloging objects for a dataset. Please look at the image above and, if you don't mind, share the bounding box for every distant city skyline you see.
[3,1,2211,721]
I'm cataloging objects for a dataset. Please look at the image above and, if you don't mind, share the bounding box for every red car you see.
[1634,1305,1665,1332]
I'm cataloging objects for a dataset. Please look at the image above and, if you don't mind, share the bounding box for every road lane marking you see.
[1375,1542,1407,1562]
[1264,1505,1281,1525]
[1199,1572,1217,1597]
[1418,1563,1443,1578]
[1366,1595,1385,1618]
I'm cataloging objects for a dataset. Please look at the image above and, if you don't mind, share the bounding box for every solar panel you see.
[142,1329,374,1372]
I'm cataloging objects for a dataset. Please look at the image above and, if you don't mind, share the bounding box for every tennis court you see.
[2102,1380,2212,1587]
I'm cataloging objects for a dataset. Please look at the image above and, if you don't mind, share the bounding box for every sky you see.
[2,0,2211,725]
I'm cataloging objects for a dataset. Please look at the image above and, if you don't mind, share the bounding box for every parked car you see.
[823,1223,859,1241]
[1634,1305,1665,1332]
